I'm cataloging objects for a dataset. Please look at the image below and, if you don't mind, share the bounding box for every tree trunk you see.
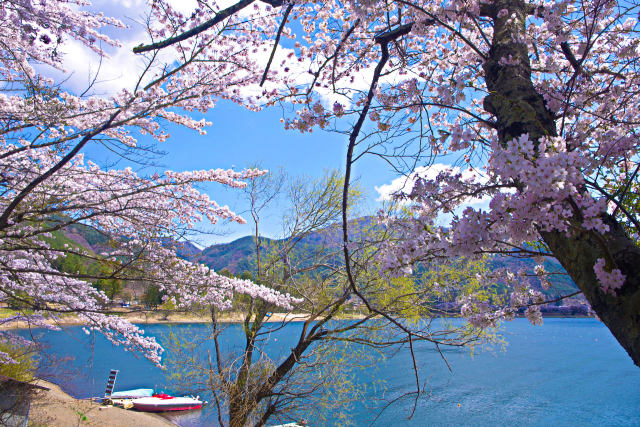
[541,221,640,366]
[482,0,640,366]
[229,310,264,427]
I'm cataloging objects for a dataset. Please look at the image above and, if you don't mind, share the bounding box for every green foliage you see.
[239,270,254,281]
[217,268,234,278]
[0,341,38,382]
[91,262,124,301]
[159,298,177,319]
[378,276,422,321]
[75,411,88,422]
[0,308,16,319]
[292,325,384,425]
[142,284,166,308]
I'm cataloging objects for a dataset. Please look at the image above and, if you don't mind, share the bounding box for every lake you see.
[20,318,640,426]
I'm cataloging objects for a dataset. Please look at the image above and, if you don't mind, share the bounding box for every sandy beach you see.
[0,309,366,330]
[29,380,175,427]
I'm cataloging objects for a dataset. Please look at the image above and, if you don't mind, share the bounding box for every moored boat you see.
[132,394,204,412]
[110,388,154,399]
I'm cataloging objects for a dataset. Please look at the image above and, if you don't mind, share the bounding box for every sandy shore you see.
[29,380,175,427]
[122,310,315,325]
[1,309,366,330]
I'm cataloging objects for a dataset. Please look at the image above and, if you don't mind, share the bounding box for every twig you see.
[0,110,122,229]
[407,334,421,418]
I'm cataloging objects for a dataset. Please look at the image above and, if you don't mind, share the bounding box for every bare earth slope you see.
[30,380,174,427]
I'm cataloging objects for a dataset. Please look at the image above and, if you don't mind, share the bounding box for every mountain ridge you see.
[59,217,581,304]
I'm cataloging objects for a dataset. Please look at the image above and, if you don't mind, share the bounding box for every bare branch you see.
[260,4,294,86]
[560,41,592,79]
[133,0,259,54]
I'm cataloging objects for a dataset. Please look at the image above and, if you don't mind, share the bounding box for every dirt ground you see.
[29,380,175,427]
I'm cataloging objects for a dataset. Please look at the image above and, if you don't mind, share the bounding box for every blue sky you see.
[58,0,484,248]
[49,0,405,247]
[84,99,399,247]
[40,0,402,246]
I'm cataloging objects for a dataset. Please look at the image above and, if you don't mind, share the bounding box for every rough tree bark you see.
[482,0,640,366]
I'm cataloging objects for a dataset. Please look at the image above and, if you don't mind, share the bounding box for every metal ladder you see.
[104,369,118,398]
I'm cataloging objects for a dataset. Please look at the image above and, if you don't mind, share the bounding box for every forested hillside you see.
[56,218,582,310]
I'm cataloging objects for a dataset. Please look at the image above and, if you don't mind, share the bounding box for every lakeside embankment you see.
[0,308,366,330]
[29,379,175,427]
[1,307,593,331]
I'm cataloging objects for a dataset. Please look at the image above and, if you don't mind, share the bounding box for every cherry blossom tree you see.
[132,0,640,366]
[0,0,300,366]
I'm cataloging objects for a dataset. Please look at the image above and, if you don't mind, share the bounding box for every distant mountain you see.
[193,217,377,275]
[194,227,579,303]
[196,235,263,273]
[61,222,202,260]
[59,217,580,303]
[63,223,112,254]
[159,238,201,259]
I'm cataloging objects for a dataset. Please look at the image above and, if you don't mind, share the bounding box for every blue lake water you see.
[20,318,640,426]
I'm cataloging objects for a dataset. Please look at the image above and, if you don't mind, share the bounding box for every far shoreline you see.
[0,309,365,330]
[1,307,597,331]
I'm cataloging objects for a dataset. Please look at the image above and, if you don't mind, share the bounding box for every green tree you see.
[90,262,124,301]
[165,170,495,426]
[142,285,166,309]
[47,231,122,301]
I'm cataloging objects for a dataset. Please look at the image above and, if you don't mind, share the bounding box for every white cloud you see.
[375,163,491,222]
[165,0,199,14]
[32,0,435,122]
[33,0,184,96]
[35,36,152,95]
[35,0,300,99]
[33,0,424,109]
[375,164,454,201]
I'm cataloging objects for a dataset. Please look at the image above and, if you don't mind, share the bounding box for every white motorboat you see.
[132,394,204,412]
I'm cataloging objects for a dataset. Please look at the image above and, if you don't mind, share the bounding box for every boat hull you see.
[132,397,203,412]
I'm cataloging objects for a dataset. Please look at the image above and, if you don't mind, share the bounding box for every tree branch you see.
[342,41,390,299]
[259,4,294,86]
[560,41,592,79]
[0,110,121,230]
[133,0,259,54]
